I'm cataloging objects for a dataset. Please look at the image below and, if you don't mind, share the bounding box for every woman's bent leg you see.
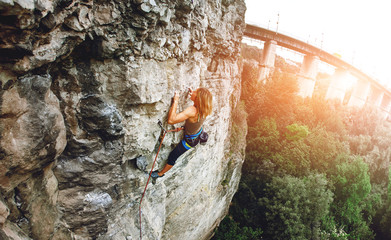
[158,141,189,176]
[157,164,173,176]
[167,141,190,166]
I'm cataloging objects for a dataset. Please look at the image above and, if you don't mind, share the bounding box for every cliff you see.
[0,0,246,239]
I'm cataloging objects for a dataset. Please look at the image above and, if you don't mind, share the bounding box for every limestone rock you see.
[0,74,67,192]
[0,0,247,239]
[0,200,9,225]
[78,95,124,140]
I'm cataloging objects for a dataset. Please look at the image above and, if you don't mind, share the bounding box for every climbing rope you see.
[139,121,183,240]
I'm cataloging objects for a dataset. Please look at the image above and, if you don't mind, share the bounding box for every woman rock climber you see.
[151,87,213,178]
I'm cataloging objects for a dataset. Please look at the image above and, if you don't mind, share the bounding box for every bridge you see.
[243,23,391,119]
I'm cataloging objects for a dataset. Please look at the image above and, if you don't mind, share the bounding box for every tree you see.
[377,169,391,238]
[285,123,310,142]
[320,215,349,240]
[241,59,264,125]
[212,216,263,240]
[346,106,383,137]
[305,126,348,173]
[260,173,333,240]
[259,71,300,127]
[246,118,281,167]
[309,97,347,135]
[330,156,374,239]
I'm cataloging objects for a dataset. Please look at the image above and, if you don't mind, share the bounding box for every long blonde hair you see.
[196,88,212,119]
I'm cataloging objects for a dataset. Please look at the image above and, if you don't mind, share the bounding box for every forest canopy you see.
[213,44,391,240]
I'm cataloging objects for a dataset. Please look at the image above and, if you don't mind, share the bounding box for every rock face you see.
[0,0,246,239]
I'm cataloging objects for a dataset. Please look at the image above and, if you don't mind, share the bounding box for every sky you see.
[244,0,391,88]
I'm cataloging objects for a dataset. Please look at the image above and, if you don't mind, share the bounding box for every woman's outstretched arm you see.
[167,91,196,125]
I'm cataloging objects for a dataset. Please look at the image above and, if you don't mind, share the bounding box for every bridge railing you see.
[244,21,337,58]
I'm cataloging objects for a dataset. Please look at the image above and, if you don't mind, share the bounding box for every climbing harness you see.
[182,127,203,149]
[139,120,183,240]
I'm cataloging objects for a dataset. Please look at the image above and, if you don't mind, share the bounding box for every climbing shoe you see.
[151,170,163,178]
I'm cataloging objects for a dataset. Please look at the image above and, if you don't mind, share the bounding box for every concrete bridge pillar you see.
[259,40,277,83]
[348,78,371,107]
[368,86,384,107]
[297,55,319,98]
[380,94,391,119]
[325,68,350,103]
